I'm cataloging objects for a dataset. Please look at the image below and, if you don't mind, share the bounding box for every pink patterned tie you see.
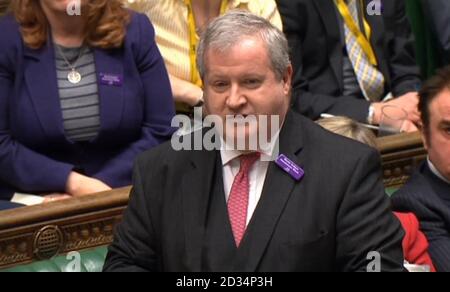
[227,152,260,247]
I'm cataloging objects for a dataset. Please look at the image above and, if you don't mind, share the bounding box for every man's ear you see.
[420,126,429,151]
[283,64,293,95]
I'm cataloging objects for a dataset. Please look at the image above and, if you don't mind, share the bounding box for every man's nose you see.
[226,85,247,110]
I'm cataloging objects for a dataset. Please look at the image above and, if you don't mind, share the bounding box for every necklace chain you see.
[56,44,86,84]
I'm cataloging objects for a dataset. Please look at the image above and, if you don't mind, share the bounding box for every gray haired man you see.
[104,11,404,272]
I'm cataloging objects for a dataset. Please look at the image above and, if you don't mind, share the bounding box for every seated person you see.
[104,11,404,272]
[126,0,282,113]
[392,66,450,272]
[317,116,436,272]
[0,0,175,205]
[276,0,421,132]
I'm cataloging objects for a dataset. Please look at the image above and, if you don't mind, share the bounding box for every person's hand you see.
[372,92,420,125]
[392,92,421,124]
[43,193,72,203]
[185,87,204,108]
[66,172,112,197]
[169,74,204,107]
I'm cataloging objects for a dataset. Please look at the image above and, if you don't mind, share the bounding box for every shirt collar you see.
[427,157,450,185]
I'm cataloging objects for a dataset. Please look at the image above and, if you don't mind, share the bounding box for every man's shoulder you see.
[391,163,450,225]
[391,163,437,209]
[393,164,429,196]
[136,139,189,167]
[394,162,450,201]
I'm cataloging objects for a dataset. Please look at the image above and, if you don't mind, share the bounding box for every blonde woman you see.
[316,116,378,148]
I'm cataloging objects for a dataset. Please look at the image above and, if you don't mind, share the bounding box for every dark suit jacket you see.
[392,162,450,272]
[104,111,404,272]
[276,0,421,122]
[0,12,175,199]
[421,0,450,64]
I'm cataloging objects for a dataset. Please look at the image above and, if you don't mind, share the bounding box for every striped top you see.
[126,0,282,83]
[54,44,100,142]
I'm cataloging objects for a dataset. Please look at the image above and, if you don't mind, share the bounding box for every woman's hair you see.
[11,0,130,49]
[317,116,378,148]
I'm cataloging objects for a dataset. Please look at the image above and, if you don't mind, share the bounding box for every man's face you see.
[423,88,450,181]
[202,37,292,149]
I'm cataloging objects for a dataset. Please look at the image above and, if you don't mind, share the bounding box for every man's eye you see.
[213,82,228,88]
[244,79,261,87]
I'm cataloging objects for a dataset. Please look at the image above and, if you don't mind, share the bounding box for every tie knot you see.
[238,152,260,174]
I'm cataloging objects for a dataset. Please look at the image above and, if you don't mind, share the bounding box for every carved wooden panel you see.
[377,132,426,188]
[0,188,130,269]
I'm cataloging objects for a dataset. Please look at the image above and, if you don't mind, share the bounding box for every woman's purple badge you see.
[99,73,123,87]
[275,154,305,181]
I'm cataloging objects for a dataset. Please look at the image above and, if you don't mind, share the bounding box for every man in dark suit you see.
[392,66,450,272]
[104,11,404,272]
[276,0,421,131]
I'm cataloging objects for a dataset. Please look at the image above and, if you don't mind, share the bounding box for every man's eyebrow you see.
[207,74,227,79]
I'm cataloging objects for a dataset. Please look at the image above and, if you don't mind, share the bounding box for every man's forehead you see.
[204,41,271,73]
[430,90,450,125]
[207,37,266,57]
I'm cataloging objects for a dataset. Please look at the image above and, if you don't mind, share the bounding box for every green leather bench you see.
[0,187,131,272]
[1,246,108,272]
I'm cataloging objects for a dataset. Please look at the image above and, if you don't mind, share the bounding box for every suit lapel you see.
[24,42,65,139]
[92,48,125,140]
[234,112,306,271]
[314,0,344,90]
[181,146,218,271]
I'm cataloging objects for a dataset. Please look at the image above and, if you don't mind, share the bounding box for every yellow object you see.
[334,0,378,66]
[338,0,385,101]
[134,0,282,88]
[184,0,229,87]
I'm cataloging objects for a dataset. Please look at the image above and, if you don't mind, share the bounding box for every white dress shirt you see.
[220,132,280,225]
[428,157,450,184]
